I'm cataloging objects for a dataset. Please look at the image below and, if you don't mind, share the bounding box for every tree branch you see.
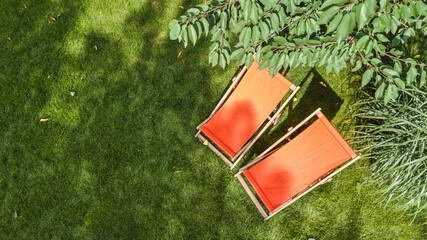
[379,51,427,67]
[353,40,389,82]
[178,0,239,24]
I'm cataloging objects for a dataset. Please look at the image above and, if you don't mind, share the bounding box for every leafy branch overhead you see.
[170,0,427,103]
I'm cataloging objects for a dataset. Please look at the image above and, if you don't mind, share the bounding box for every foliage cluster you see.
[170,0,427,103]
[354,85,426,216]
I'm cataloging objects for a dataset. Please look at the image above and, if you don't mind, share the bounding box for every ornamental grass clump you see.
[354,86,426,216]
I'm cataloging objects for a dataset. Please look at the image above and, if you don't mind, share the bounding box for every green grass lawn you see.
[0,0,425,239]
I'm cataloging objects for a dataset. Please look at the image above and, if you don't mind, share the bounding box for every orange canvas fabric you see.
[244,115,357,212]
[200,61,293,157]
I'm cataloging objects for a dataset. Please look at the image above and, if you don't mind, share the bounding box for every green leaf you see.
[307,19,317,36]
[260,45,272,54]
[240,0,247,9]
[219,53,226,69]
[271,13,280,31]
[364,40,373,54]
[277,53,285,69]
[352,60,362,72]
[220,12,228,29]
[239,27,248,43]
[287,0,296,14]
[269,53,280,70]
[393,78,405,89]
[297,20,306,35]
[274,36,288,45]
[201,18,210,36]
[211,52,219,67]
[317,6,340,25]
[391,36,400,47]
[209,42,219,53]
[278,7,286,28]
[239,53,248,66]
[394,61,402,73]
[182,25,188,46]
[222,49,230,64]
[390,16,399,34]
[379,0,387,11]
[260,22,270,41]
[244,0,251,22]
[230,48,245,60]
[326,56,335,74]
[250,2,258,22]
[212,28,222,42]
[260,0,276,9]
[187,25,197,46]
[252,26,260,45]
[259,58,270,69]
[232,4,238,21]
[318,48,331,66]
[374,74,382,85]
[232,20,247,34]
[169,19,178,29]
[365,0,377,17]
[357,3,368,31]
[382,68,398,77]
[293,38,307,46]
[416,1,427,17]
[196,4,209,11]
[356,35,370,48]
[170,22,181,40]
[379,15,391,31]
[187,8,200,15]
[376,34,389,42]
[406,67,418,85]
[371,58,382,66]
[243,27,252,48]
[263,51,273,61]
[362,68,374,87]
[290,51,300,68]
[375,81,386,99]
[255,46,262,63]
[326,13,342,34]
[384,84,395,104]
[320,0,350,10]
[336,13,351,43]
[195,22,203,39]
[401,5,413,20]
[245,52,253,68]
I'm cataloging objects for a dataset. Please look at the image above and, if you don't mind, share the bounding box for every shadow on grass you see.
[53,0,231,238]
[250,68,343,156]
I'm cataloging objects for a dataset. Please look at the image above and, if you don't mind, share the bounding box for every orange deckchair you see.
[234,108,361,219]
[195,61,300,169]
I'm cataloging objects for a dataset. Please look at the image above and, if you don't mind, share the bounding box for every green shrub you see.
[169,0,427,103]
[354,85,426,216]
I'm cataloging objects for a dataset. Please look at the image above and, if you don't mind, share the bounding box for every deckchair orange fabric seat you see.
[235,109,360,219]
[196,61,300,169]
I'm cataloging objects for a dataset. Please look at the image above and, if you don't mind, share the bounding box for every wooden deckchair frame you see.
[195,66,300,169]
[234,108,361,219]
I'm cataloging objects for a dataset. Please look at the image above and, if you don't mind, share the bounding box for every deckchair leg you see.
[236,173,268,219]
[197,134,233,167]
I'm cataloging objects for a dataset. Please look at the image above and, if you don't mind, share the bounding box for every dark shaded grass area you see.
[0,0,425,239]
